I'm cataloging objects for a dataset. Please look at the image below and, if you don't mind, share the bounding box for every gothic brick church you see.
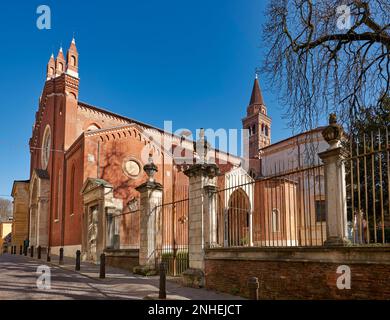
[12,38,321,260]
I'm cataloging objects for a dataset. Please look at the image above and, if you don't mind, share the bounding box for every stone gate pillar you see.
[181,129,220,287]
[135,159,163,273]
[319,114,349,246]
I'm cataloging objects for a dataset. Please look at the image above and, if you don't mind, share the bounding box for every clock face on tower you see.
[41,125,51,170]
[123,158,141,178]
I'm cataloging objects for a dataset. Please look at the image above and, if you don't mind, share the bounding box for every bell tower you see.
[242,74,271,160]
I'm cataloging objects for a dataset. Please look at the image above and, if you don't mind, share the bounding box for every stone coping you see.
[205,246,390,265]
[104,248,139,257]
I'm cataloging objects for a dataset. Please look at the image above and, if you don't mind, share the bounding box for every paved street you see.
[0,253,243,300]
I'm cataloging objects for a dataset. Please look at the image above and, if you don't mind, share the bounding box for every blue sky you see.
[0,0,301,197]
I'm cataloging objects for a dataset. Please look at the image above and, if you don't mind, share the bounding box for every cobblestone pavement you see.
[0,253,244,300]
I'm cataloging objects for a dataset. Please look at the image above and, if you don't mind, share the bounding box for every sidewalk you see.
[28,253,244,300]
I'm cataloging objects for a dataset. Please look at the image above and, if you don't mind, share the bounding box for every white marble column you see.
[136,181,163,267]
[319,114,349,246]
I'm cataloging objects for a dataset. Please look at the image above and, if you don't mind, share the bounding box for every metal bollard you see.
[248,277,259,300]
[20,245,23,255]
[99,253,106,279]
[59,248,64,265]
[30,246,34,258]
[159,262,167,299]
[37,246,41,259]
[24,245,27,256]
[75,250,81,271]
[47,247,51,262]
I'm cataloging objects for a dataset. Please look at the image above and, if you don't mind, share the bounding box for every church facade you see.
[12,39,243,258]
[11,38,327,259]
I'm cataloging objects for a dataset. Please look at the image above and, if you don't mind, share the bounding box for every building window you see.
[41,125,51,170]
[265,125,269,137]
[56,169,62,221]
[252,124,256,134]
[272,208,280,232]
[123,158,141,178]
[315,200,326,222]
[70,165,75,215]
[71,55,77,67]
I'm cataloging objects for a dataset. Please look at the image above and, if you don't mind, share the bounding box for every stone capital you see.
[184,163,220,179]
[135,181,163,193]
[318,146,347,163]
[204,185,218,195]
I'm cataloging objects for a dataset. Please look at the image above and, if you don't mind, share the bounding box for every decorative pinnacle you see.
[322,113,343,149]
[329,113,337,125]
[143,154,158,182]
[255,67,260,79]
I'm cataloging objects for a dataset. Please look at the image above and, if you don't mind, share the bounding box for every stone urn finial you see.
[195,128,211,164]
[322,113,343,149]
[143,155,158,182]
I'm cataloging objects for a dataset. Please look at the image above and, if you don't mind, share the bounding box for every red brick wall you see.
[205,248,390,299]
[63,139,84,246]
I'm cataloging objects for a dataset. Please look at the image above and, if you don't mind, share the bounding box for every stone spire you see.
[55,46,66,77]
[66,37,79,78]
[249,77,265,106]
[46,53,55,80]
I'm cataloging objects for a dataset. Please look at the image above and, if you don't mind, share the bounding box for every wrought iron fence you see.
[216,164,326,247]
[345,127,390,245]
[154,198,189,276]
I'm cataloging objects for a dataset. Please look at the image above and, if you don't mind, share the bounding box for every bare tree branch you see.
[262,0,390,132]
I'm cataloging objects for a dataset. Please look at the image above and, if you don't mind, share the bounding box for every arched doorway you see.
[28,170,50,249]
[226,188,251,246]
[29,179,38,246]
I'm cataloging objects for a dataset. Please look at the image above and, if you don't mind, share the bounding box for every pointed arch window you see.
[56,169,62,221]
[70,165,76,215]
[70,55,77,67]
[41,125,51,170]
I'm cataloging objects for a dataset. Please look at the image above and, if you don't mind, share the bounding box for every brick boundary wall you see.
[104,249,139,272]
[204,247,390,299]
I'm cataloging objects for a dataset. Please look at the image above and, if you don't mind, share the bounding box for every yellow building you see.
[11,181,30,249]
[0,222,12,253]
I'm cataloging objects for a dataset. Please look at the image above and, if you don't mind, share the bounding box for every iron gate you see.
[154,198,189,276]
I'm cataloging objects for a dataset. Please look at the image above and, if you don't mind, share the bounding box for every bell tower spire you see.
[242,72,272,160]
